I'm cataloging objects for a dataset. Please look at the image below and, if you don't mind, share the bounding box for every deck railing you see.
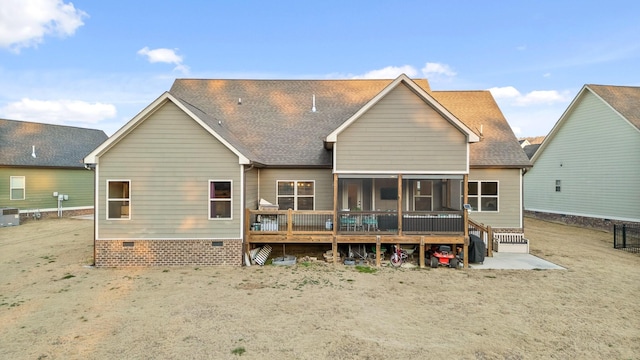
[247,209,466,236]
[401,211,464,234]
[247,209,334,235]
[468,218,493,256]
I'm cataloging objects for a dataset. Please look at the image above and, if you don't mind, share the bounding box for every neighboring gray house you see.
[0,119,107,221]
[524,84,640,227]
[84,75,531,267]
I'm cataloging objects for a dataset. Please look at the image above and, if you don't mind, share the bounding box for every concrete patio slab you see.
[468,252,565,270]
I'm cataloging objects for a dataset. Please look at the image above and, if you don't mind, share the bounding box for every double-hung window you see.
[277,181,314,210]
[467,181,498,212]
[107,180,130,219]
[209,180,232,219]
[10,176,25,200]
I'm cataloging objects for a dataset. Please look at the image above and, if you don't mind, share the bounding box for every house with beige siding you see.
[0,119,107,223]
[524,84,640,228]
[84,74,531,267]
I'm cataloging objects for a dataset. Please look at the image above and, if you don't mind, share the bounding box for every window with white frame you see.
[209,180,232,219]
[555,180,561,192]
[10,176,25,200]
[277,180,314,210]
[107,180,130,219]
[467,181,498,212]
[413,180,433,211]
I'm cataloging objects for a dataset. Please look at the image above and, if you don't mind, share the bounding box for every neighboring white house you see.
[524,84,640,227]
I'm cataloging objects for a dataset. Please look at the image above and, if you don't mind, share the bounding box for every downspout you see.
[85,163,97,266]
[242,163,255,266]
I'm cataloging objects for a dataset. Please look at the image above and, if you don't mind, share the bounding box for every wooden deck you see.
[244,209,496,268]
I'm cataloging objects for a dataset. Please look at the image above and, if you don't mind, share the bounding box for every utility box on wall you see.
[0,208,20,227]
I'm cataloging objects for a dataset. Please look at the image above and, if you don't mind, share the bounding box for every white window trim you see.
[10,176,25,200]
[209,180,233,220]
[467,180,499,212]
[106,179,131,220]
[276,180,315,210]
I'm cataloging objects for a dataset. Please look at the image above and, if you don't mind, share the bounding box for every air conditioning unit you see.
[0,208,20,227]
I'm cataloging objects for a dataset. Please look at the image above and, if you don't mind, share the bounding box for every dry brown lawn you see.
[0,217,638,359]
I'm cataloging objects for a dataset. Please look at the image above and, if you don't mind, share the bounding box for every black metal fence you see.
[613,223,640,253]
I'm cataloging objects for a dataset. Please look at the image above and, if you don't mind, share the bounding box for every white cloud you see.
[421,62,457,77]
[0,0,87,52]
[349,62,458,80]
[138,47,190,74]
[351,65,418,79]
[488,86,571,106]
[1,98,116,125]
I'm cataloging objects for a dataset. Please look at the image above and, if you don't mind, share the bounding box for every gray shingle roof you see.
[587,84,640,130]
[431,91,531,168]
[0,119,108,168]
[169,78,530,168]
[523,143,541,159]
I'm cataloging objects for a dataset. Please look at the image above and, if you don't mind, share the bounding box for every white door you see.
[342,180,362,210]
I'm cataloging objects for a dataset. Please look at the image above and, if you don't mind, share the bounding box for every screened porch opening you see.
[336,175,465,234]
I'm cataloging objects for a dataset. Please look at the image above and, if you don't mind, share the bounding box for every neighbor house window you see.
[413,180,433,211]
[555,180,561,192]
[107,180,130,219]
[209,181,232,219]
[277,180,314,210]
[10,176,25,200]
[467,181,498,212]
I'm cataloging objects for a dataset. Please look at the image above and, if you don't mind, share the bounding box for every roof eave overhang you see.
[471,164,533,169]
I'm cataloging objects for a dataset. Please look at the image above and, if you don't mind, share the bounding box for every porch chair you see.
[341,214,358,231]
[362,214,378,231]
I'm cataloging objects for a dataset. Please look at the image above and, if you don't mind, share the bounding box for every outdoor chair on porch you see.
[362,215,378,231]
[340,214,358,231]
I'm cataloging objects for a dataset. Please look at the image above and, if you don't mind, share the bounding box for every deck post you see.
[397,174,403,235]
[463,237,469,268]
[244,208,251,265]
[332,173,338,238]
[376,235,381,267]
[332,237,338,265]
[487,225,493,257]
[287,208,293,236]
[463,200,469,269]
[419,236,425,268]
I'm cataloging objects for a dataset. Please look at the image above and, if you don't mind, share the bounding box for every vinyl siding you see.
[244,166,259,211]
[524,91,640,221]
[0,167,94,211]
[336,84,468,173]
[469,168,522,228]
[97,101,242,239]
[258,168,333,210]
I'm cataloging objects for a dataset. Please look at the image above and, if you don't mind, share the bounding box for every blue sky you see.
[1,0,639,137]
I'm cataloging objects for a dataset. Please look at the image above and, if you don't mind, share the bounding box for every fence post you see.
[622,224,627,249]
